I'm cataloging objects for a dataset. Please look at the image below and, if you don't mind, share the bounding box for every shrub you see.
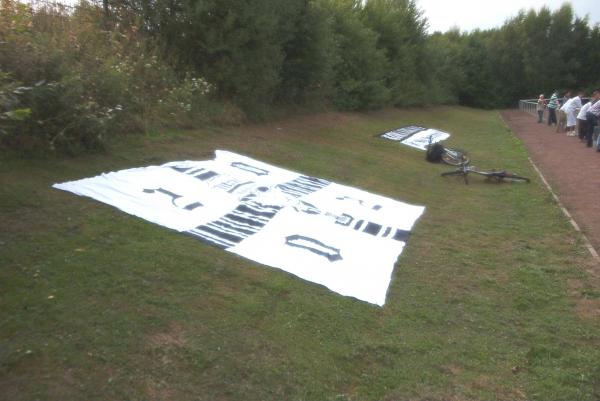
[0,0,222,155]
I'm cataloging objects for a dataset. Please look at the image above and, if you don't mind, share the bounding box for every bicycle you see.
[426,142,471,166]
[441,161,530,184]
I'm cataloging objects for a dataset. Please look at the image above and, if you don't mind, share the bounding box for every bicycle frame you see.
[441,162,530,184]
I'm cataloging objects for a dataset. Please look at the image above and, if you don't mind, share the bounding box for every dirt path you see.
[501,109,600,254]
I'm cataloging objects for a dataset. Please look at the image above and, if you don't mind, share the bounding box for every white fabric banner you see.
[53,150,425,306]
[380,125,450,150]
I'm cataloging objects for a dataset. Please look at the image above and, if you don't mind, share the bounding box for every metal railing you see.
[519,97,591,117]
[519,99,538,116]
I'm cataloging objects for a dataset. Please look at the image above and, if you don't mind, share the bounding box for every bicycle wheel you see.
[441,168,470,184]
[498,173,530,183]
[481,170,530,183]
[441,148,470,166]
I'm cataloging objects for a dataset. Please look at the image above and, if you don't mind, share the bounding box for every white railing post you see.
[519,99,538,117]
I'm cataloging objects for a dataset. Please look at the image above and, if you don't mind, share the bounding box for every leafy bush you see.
[0,73,33,137]
[0,0,224,155]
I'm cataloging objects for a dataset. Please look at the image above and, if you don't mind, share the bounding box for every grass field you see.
[1,106,600,401]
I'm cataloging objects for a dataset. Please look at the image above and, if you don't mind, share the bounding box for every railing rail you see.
[519,97,591,117]
[519,99,538,116]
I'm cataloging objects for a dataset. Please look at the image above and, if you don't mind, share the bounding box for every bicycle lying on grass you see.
[426,140,530,184]
[441,162,530,184]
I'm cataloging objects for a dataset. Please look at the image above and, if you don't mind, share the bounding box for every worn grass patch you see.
[1,106,599,400]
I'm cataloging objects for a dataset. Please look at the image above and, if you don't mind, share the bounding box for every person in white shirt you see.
[577,99,593,141]
[560,91,583,136]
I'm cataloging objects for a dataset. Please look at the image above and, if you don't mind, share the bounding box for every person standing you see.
[585,90,600,148]
[556,90,571,133]
[577,98,593,141]
[536,94,546,123]
[547,91,559,126]
[560,91,582,136]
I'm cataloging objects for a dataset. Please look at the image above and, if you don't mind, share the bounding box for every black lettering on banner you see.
[380,125,426,141]
[350,220,410,242]
[284,235,342,262]
[334,213,353,226]
[183,202,203,211]
[282,192,408,243]
[169,165,218,182]
[196,171,219,181]
[392,229,410,242]
[293,201,320,215]
[143,187,181,206]
[354,220,364,230]
[336,196,382,211]
[363,222,382,235]
[216,180,254,194]
[291,201,354,227]
[169,166,193,173]
[231,182,251,193]
[406,133,436,148]
[231,162,269,176]
[143,188,204,210]
[277,176,330,198]
[188,199,283,249]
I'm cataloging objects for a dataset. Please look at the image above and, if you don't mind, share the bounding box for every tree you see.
[276,0,337,106]
[426,29,465,105]
[326,0,390,110]
[361,0,428,106]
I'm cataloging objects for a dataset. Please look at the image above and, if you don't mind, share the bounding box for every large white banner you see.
[53,150,425,306]
[380,125,450,150]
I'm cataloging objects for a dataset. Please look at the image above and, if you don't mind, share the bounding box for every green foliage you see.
[0,0,224,155]
[119,0,429,113]
[155,76,216,128]
[0,73,30,123]
[3,0,600,153]
[3,108,32,121]
[425,30,464,105]
[361,0,428,106]
[460,32,499,108]
[441,3,600,108]
[327,0,390,110]
[276,0,338,106]
[134,0,290,119]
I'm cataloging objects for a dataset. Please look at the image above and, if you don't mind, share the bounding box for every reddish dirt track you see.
[501,109,600,253]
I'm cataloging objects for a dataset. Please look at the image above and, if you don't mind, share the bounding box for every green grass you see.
[1,106,600,400]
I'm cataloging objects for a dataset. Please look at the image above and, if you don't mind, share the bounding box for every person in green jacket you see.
[547,91,558,126]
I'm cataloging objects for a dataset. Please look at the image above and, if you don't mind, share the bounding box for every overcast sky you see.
[417,0,600,33]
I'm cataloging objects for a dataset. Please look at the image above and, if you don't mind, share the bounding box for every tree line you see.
[1,0,599,154]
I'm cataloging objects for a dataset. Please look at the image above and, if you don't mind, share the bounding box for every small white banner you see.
[53,150,425,306]
[380,125,450,150]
